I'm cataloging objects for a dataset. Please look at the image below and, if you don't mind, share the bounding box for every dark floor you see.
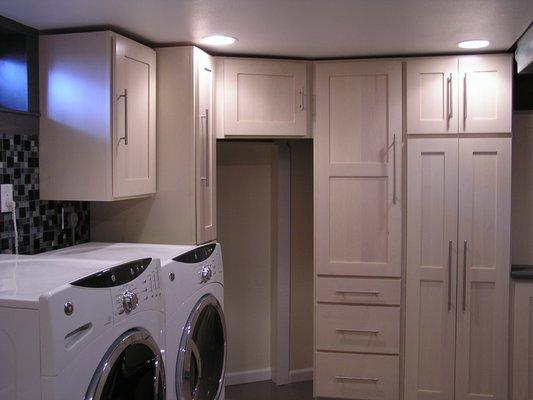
[226,380,313,400]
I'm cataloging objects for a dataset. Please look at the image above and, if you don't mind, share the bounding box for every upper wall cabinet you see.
[407,54,512,134]
[216,58,310,137]
[39,31,156,201]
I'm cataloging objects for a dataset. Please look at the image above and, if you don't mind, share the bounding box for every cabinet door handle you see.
[462,240,467,311]
[463,73,467,128]
[200,109,210,186]
[335,329,379,335]
[298,87,305,111]
[335,290,380,296]
[117,89,128,145]
[447,74,453,121]
[391,134,397,205]
[448,240,452,310]
[335,376,379,383]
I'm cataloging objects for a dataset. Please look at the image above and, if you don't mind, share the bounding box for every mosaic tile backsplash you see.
[0,132,90,254]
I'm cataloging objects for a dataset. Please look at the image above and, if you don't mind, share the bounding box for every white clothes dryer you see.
[45,242,226,400]
[0,254,166,400]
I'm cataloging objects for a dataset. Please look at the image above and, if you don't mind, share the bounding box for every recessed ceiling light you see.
[458,40,490,49]
[201,35,237,46]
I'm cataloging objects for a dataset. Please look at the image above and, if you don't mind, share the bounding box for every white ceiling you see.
[0,0,532,58]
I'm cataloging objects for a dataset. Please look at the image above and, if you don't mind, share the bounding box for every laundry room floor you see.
[225,380,313,400]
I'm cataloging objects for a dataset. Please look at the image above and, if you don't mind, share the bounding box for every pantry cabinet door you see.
[405,138,458,400]
[513,281,533,400]
[458,55,512,134]
[315,60,402,277]
[407,57,459,134]
[455,137,511,400]
[113,35,156,198]
[222,58,308,136]
[195,49,216,244]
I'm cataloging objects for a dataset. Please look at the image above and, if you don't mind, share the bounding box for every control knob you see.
[122,291,138,313]
[199,266,213,283]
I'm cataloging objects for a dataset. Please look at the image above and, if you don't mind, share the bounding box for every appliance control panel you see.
[111,263,163,322]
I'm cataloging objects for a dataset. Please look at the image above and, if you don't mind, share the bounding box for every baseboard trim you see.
[225,368,272,386]
[289,368,313,383]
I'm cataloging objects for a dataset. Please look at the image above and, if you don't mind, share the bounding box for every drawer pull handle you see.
[335,376,379,383]
[335,290,380,296]
[335,329,379,335]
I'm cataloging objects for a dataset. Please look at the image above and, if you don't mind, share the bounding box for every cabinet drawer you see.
[315,352,399,400]
[316,277,400,305]
[316,304,399,354]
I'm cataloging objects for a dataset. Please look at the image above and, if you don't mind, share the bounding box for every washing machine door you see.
[177,294,226,400]
[85,329,165,400]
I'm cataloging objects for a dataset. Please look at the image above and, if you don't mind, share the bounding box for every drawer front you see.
[315,352,399,400]
[316,277,400,305]
[316,304,399,354]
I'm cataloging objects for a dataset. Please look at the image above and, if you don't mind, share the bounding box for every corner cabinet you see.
[407,54,512,134]
[39,31,156,201]
[91,46,216,245]
[215,57,310,137]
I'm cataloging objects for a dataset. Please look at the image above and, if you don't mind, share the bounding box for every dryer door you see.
[177,294,226,400]
[85,329,165,400]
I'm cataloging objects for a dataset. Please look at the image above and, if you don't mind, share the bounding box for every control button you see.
[122,291,139,313]
[130,268,135,276]
[111,274,116,283]
[64,302,74,316]
[199,266,213,283]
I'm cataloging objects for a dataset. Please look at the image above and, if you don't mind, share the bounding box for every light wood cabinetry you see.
[315,60,402,277]
[215,58,310,137]
[405,137,511,400]
[39,31,156,201]
[512,280,533,400]
[91,46,216,245]
[314,59,402,400]
[407,54,512,134]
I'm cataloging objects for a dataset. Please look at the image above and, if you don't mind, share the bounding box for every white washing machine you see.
[45,242,226,400]
[0,254,166,400]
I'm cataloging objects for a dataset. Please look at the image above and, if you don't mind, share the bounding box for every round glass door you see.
[177,294,226,400]
[86,329,165,400]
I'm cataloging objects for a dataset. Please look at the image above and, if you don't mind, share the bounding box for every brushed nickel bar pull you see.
[463,73,467,128]
[200,109,209,186]
[448,73,453,122]
[335,290,380,295]
[392,134,397,204]
[463,240,467,311]
[298,87,305,111]
[335,329,379,335]
[448,240,452,310]
[335,376,379,383]
[117,89,128,145]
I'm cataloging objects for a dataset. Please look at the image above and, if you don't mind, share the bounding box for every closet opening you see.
[217,139,313,398]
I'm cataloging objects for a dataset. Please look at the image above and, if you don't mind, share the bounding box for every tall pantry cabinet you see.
[314,60,402,399]
[405,54,512,400]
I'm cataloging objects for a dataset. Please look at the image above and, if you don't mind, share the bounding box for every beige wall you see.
[289,140,314,371]
[217,141,275,374]
[512,112,533,264]
[217,140,314,377]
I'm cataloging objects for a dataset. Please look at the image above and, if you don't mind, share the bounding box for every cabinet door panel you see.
[458,55,512,134]
[513,282,533,400]
[113,36,156,198]
[223,59,307,136]
[315,60,402,277]
[456,138,511,400]
[405,138,458,400]
[195,49,216,244]
[407,58,459,134]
